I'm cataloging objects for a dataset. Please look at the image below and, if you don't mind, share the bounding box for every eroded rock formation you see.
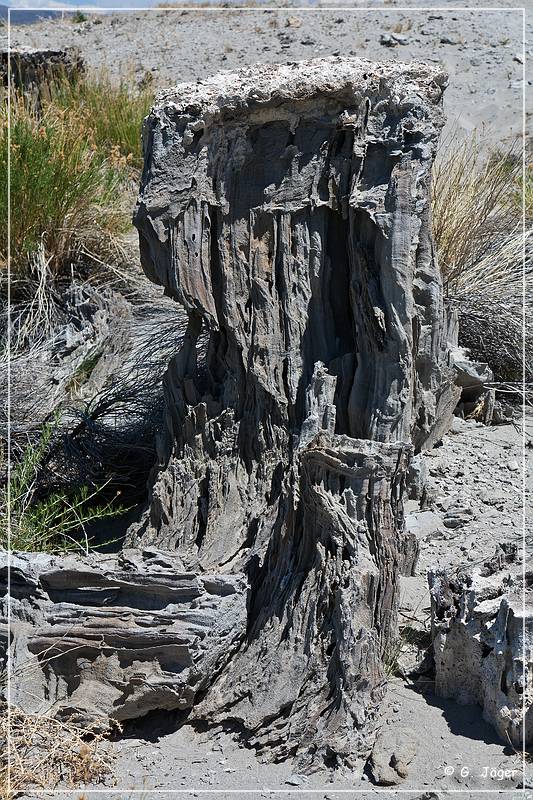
[429,543,532,748]
[127,58,458,766]
[2,58,459,771]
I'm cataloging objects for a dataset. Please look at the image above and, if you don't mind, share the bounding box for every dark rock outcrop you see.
[0,47,84,104]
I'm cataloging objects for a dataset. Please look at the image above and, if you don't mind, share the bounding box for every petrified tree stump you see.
[129,58,458,767]
[0,58,459,773]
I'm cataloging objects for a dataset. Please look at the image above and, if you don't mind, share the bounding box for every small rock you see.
[440,36,457,45]
[452,353,492,391]
[368,727,417,785]
[379,33,396,47]
[285,774,307,786]
[443,514,469,529]
[513,53,523,64]
[507,460,520,472]
[407,453,428,499]
[450,416,467,434]
[391,33,410,45]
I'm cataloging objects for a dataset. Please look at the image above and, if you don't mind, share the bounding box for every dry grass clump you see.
[445,230,531,383]
[432,134,531,386]
[50,71,153,171]
[0,701,116,797]
[432,135,521,290]
[1,284,183,551]
[524,154,533,220]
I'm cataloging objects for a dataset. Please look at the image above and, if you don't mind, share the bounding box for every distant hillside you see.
[1,5,62,24]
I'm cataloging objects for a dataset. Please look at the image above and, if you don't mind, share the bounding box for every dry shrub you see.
[525,154,533,220]
[432,134,531,386]
[0,281,184,542]
[432,134,521,290]
[0,701,116,797]
[450,230,532,384]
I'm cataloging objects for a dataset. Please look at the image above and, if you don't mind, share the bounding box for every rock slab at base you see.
[369,725,418,785]
[2,548,246,724]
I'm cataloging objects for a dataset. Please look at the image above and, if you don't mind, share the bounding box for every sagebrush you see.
[0,91,124,285]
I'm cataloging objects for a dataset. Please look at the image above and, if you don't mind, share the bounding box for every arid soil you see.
[8,2,532,146]
[8,4,532,797]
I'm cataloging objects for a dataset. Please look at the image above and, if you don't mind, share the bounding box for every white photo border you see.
[5,4,528,793]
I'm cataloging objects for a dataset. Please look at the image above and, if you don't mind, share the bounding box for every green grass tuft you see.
[0,91,124,282]
[1,71,153,288]
[1,413,129,553]
[50,71,153,171]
